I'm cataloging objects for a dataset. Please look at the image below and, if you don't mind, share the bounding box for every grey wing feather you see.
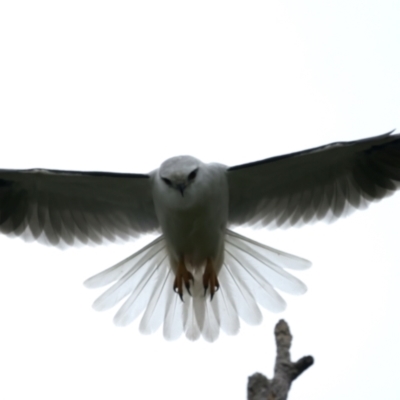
[0,168,159,246]
[227,131,400,227]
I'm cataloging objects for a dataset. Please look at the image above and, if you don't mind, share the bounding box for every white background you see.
[1,1,400,399]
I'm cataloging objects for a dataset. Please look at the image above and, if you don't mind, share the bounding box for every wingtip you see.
[380,129,396,137]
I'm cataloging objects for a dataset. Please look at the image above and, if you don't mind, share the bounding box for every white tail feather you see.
[84,236,166,288]
[139,259,171,334]
[163,290,183,341]
[85,230,311,341]
[226,230,311,271]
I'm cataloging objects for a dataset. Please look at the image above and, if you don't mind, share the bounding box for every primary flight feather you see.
[1,131,399,341]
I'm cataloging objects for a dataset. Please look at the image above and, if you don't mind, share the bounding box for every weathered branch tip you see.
[247,319,314,400]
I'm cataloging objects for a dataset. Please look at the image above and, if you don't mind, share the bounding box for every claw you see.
[174,285,184,302]
[173,258,194,302]
[185,281,192,296]
[203,258,219,301]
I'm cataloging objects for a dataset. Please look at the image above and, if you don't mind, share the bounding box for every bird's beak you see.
[177,183,186,197]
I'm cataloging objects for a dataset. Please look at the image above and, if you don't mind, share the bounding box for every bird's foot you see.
[173,259,194,301]
[203,258,219,300]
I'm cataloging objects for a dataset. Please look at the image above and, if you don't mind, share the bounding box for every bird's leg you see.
[173,257,194,301]
[203,258,220,300]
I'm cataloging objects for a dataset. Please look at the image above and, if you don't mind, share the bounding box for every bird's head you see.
[158,156,201,197]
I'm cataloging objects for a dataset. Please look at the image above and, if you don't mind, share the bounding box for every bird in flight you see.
[0,131,399,341]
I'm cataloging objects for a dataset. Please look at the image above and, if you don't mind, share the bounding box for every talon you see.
[174,285,184,302]
[210,283,220,301]
[173,258,194,301]
[203,258,219,301]
[185,281,192,297]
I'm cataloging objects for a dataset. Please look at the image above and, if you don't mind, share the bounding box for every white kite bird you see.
[0,132,399,341]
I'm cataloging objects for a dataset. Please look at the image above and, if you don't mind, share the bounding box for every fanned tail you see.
[84,231,311,342]
[221,229,310,323]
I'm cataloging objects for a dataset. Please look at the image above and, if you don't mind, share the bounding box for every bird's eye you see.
[188,169,198,181]
[162,177,172,186]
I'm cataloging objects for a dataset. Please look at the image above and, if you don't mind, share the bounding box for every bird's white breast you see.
[152,162,228,268]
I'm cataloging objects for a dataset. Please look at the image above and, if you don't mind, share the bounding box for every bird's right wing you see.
[227,131,400,228]
[0,168,159,246]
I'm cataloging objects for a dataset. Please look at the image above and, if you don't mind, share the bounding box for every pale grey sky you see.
[0,2,399,399]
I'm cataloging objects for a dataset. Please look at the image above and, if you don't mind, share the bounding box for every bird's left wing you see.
[0,169,159,246]
[227,131,400,228]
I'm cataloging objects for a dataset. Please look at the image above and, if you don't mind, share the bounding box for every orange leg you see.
[203,258,220,300]
[173,257,194,301]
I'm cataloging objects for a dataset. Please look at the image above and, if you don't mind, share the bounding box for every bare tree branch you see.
[247,319,314,400]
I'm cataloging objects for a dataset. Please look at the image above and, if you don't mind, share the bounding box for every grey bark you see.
[247,319,314,400]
